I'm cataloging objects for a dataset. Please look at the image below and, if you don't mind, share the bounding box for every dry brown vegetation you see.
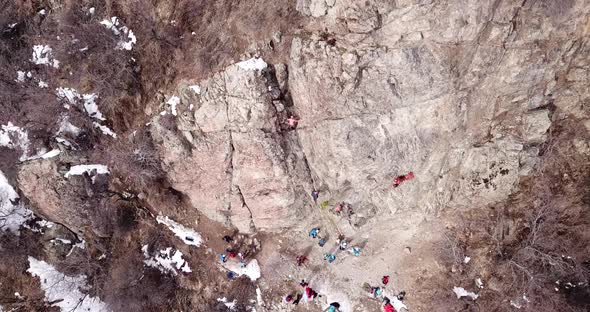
[433,118,590,312]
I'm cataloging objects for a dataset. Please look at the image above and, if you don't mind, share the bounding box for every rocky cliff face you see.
[152,0,588,234]
[1,0,589,311]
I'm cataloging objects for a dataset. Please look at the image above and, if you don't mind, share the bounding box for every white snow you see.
[156,215,202,247]
[93,122,117,138]
[476,278,484,288]
[453,287,478,300]
[16,71,26,82]
[89,7,95,15]
[40,149,60,159]
[38,80,48,88]
[27,257,110,312]
[188,85,201,94]
[56,89,104,120]
[31,45,59,68]
[217,297,237,310]
[0,122,31,161]
[83,93,104,120]
[64,165,110,179]
[166,96,181,116]
[223,259,261,281]
[100,17,137,51]
[237,57,267,71]
[142,245,191,275]
[0,170,34,234]
[55,87,81,108]
[51,238,72,245]
[58,118,81,136]
[256,287,264,306]
[464,256,471,264]
[56,137,74,149]
[38,9,46,15]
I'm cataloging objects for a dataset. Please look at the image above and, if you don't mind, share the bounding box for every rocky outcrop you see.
[286,0,589,218]
[152,0,590,234]
[151,62,312,233]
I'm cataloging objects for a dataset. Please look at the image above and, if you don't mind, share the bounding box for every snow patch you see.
[58,118,81,136]
[93,122,117,138]
[217,297,237,310]
[453,287,478,300]
[223,259,261,281]
[237,57,267,71]
[31,45,59,68]
[64,165,109,182]
[27,257,109,311]
[40,149,60,159]
[0,170,34,234]
[256,287,264,306]
[38,80,48,88]
[166,96,181,116]
[100,17,136,51]
[0,122,31,161]
[142,245,191,275]
[464,256,471,264]
[56,89,104,121]
[156,215,202,246]
[82,93,104,120]
[16,71,27,82]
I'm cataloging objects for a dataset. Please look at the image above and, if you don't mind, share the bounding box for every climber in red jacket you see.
[393,171,415,188]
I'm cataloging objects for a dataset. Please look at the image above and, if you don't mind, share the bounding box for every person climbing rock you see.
[382,275,390,285]
[227,271,236,280]
[324,302,341,312]
[219,254,227,263]
[300,280,309,287]
[286,116,300,128]
[318,236,327,247]
[312,190,320,203]
[309,227,320,238]
[296,255,307,266]
[393,171,415,188]
[285,294,294,303]
[239,261,247,268]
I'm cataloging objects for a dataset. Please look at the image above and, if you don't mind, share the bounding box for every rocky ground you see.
[0,0,589,311]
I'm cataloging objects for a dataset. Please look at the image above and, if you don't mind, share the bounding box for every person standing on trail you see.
[318,236,327,247]
[285,294,294,303]
[304,286,318,301]
[219,254,227,263]
[296,255,307,266]
[324,302,341,312]
[222,235,233,243]
[383,297,396,312]
[349,246,361,256]
[339,239,348,250]
[324,253,336,263]
[293,293,302,305]
[382,275,390,285]
[309,227,320,238]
